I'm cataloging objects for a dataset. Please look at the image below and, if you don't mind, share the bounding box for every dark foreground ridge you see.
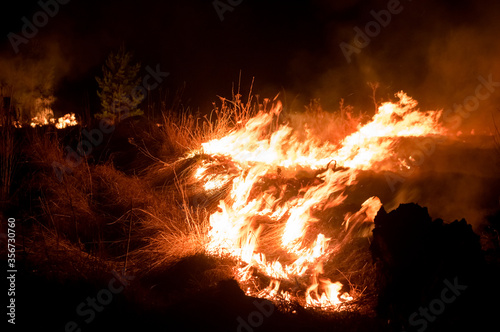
[371,203,498,331]
[5,203,498,332]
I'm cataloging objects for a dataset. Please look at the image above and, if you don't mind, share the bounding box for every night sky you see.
[1,0,500,133]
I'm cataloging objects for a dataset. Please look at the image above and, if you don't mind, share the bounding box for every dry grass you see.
[286,98,367,145]
[11,88,379,317]
[135,195,210,272]
[19,118,215,278]
[0,124,17,202]
[155,79,259,157]
[158,110,205,155]
[22,223,121,282]
[139,91,376,300]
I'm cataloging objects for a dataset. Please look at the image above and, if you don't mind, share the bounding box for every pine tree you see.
[95,46,144,122]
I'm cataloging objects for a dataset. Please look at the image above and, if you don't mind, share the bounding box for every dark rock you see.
[370,203,487,331]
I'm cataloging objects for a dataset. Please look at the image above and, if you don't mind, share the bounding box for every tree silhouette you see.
[96,46,144,122]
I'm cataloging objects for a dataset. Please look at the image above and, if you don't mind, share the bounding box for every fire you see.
[336,92,444,170]
[196,92,446,310]
[55,113,78,129]
[30,108,55,127]
[30,112,78,129]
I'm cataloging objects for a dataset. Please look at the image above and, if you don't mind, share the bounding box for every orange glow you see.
[30,108,55,127]
[55,113,78,129]
[196,92,446,310]
[30,111,78,129]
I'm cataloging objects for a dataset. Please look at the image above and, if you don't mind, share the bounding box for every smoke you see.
[287,0,500,135]
[261,0,500,231]
[0,39,71,120]
[385,145,500,229]
[279,0,500,229]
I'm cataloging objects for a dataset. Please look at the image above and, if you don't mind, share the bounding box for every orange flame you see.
[197,92,446,309]
[30,111,78,129]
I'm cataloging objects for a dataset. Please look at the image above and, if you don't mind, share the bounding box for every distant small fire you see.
[30,108,54,127]
[193,92,447,310]
[30,111,78,129]
[55,113,78,129]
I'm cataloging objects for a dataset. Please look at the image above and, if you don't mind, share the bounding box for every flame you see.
[30,111,78,129]
[28,96,78,129]
[55,113,78,129]
[196,92,446,309]
[30,108,55,127]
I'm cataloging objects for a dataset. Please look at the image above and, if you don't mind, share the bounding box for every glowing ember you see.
[196,92,446,310]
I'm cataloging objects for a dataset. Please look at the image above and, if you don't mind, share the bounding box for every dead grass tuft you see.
[286,98,367,145]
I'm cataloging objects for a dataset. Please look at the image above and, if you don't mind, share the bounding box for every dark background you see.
[1,0,499,133]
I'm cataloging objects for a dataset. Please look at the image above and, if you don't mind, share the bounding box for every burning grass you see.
[176,92,450,311]
[4,88,500,331]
